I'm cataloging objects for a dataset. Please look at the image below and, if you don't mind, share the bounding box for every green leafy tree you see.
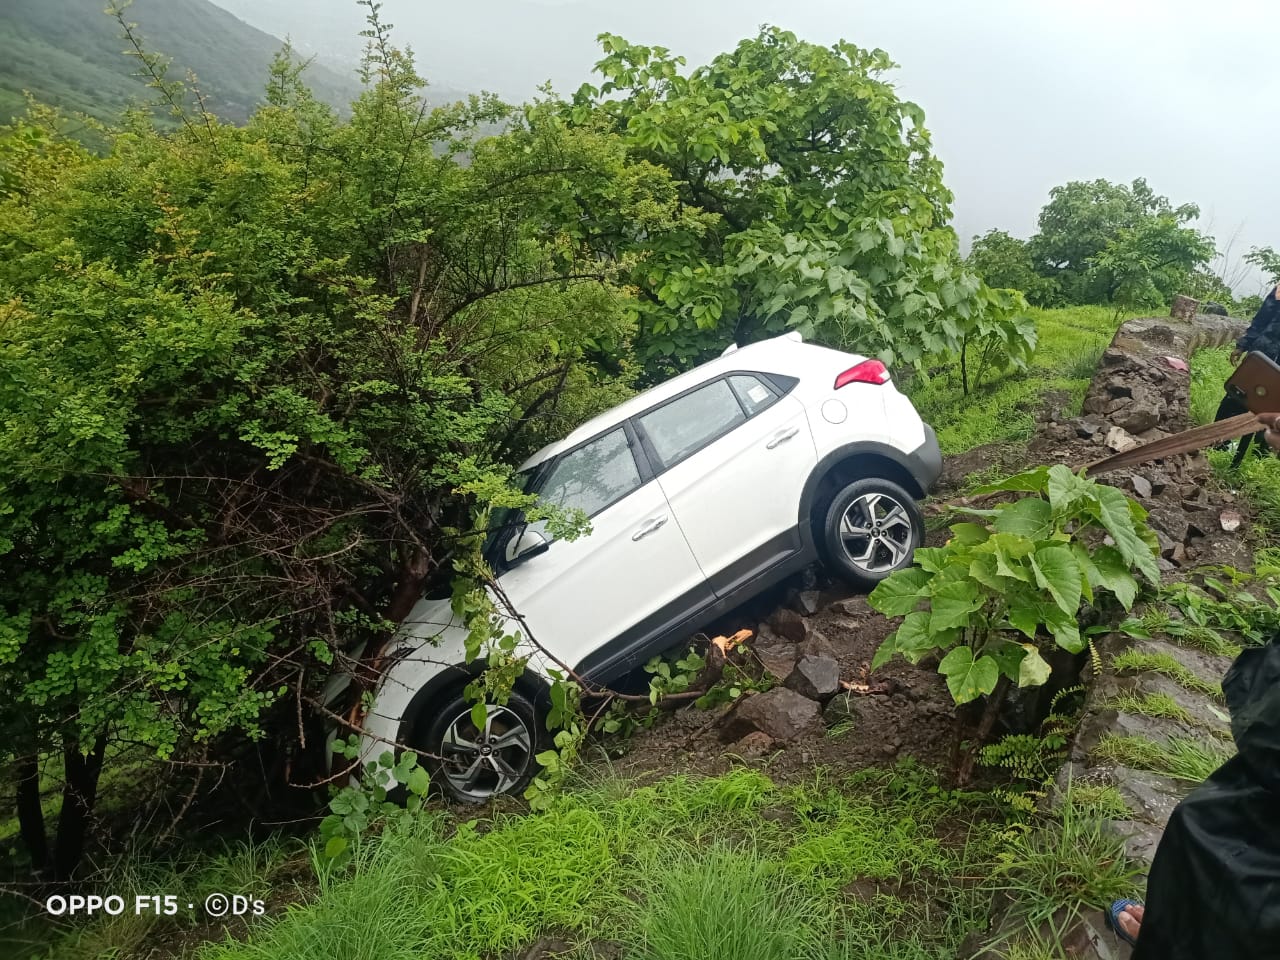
[564,28,1033,379]
[1028,177,1210,306]
[1087,215,1216,318]
[966,229,1059,307]
[0,6,684,877]
[1246,245,1280,288]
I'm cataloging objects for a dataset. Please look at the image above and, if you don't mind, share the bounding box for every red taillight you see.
[834,359,890,389]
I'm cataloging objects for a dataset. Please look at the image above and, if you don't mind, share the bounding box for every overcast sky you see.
[211,0,1276,293]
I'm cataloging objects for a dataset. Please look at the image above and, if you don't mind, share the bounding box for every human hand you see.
[1258,412,1280,452]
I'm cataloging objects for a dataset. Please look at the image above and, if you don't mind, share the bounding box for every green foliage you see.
[967,229,1059,307]
[0,7,683,871]
[319,743,431,866]
[981,789,1141,956]
[979,686,1083,814]
[565,29,1034,378]
[1028,177,1212,308]
[1092,734,1233,783]
[870,465,1157,704]
[1189,345,1236,426]
[1087,214,1216,317]
[1246,245,1280,287]
[1102,691,1195,726]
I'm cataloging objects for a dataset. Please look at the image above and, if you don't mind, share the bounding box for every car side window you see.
[729,374,779,417]
[537,428,642,518]
[640,379,747,468]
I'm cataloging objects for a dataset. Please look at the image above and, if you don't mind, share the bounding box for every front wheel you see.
[420,690,546,803]
[821,477,924,590]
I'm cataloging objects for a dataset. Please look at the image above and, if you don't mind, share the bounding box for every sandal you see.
[1106,898,1143,947]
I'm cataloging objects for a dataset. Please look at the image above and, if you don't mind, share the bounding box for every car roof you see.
[518,333,806,471]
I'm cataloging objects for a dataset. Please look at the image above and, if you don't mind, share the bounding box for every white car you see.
[342,333,941,801]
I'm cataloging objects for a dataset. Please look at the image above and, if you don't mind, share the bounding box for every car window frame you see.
[631,370,789,473]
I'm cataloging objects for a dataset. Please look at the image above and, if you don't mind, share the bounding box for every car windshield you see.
[481,467,537,563]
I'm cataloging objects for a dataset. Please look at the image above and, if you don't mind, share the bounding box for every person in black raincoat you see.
[1216,287,1280,465]
[1109,535,1280,959]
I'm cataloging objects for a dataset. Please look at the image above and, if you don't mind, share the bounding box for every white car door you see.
[637,374,818,597]
[495,425,712,682]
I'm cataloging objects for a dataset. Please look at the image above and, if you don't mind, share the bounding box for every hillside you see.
[0,0,361,129]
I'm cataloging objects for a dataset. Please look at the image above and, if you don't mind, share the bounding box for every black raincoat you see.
[1131,638,1280,959]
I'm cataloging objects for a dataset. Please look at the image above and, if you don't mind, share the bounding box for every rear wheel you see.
[420,690,546,803]
[821,477,923,590]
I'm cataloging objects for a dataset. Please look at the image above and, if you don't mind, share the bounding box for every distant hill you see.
[0,0,362,130]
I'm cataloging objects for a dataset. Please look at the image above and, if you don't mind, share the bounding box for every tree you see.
[564,28,1033,380]
[0,7,685,877]
[966,229,1059,306]
[1087,215,1216,318]
[1028,177,1209,306]
[1246,246,1280,288]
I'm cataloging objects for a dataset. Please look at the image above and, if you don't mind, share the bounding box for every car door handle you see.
[631,515,669,541]
[766,427,800,449]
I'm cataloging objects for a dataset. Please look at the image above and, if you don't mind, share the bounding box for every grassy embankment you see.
[908,305,1129,457]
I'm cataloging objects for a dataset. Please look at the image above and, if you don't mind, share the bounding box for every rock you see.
[827,598,863,617]
[1220,509,1243,533]
[798,628,838,660]
[1171,543,1187,565]
[1203,301,1228,317]
[1154,529,1177,559]
[721,688,822,743]
[1157,557,1177,574]
[881,740,901,758]
[1106,383,1134,399]
[1148,471,1171,495]
[1147,507,1190,546]
[1130,474,1152,500]
[1105,426,1138,453]
[754,643,797,683]
[1113,402,1161,435]
[791,590,822,617]
[785,655,841,702]
[767,608,808,644]
[1074,418,1103,438]
[728,731,775,759]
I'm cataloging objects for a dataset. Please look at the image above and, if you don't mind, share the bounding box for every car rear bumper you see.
[906,424,943,495]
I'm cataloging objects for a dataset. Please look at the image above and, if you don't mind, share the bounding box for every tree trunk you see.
[15,754,49,876]
[53,735,107,881]
[956,675,1012,786]
[960,336,970,396]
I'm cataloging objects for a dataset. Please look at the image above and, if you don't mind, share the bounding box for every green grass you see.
[908,306,1127,456]
[1092,734,1233,784]
[25,765,1028,960]
[1102,691,1195,725]
[1111,650,1222,698]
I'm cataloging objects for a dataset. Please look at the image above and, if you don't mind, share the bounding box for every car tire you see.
[419,689,547,804]
[821,477,924,590]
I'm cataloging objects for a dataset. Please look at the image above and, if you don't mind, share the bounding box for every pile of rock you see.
[719,603,845,753]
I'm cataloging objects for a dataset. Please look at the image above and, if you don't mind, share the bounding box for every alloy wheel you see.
[837,491,915,574]
[437,703,533,801]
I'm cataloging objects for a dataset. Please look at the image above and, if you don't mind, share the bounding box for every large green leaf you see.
[938,647,1000,704]
[1017,645,1052,688]
[1092,484,1160,583]
[948,522,991,547]
[929,580,984,631]
[971,466,1050,495]
[1086,544,1140,609]
[894,611,940,663]
[1046,463,1093,516]
[1030,544,1082,616]
[993,497,1055,540]
[1043,606,1084,653]
[868,567,932,616]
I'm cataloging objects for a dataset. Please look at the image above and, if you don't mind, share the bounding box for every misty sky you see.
[212,0,1276,293]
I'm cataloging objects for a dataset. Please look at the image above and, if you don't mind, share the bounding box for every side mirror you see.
[504,526,550,567]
